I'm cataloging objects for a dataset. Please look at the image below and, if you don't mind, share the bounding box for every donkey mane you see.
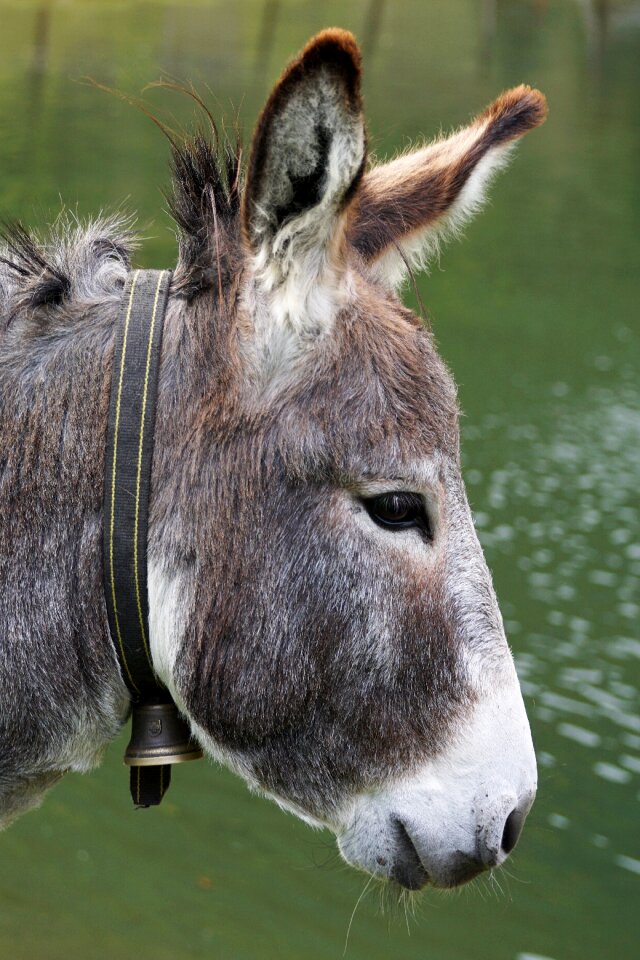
[0,124,243,337]
[0,216,132,337]
[168,129,243,294]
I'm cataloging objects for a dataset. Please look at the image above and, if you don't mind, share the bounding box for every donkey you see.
[0,30,546,890]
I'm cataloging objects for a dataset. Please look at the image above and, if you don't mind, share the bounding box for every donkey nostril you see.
[501,808,525,855]
[391,819,429,890]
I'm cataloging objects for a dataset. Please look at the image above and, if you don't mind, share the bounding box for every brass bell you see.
[124,702,203,767]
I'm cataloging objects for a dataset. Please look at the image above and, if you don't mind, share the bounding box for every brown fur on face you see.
[153,280,467,817]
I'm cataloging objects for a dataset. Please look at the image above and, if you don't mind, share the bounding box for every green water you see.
[1,2,638,958]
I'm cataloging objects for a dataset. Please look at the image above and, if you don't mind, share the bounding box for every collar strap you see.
[103,269,202,808]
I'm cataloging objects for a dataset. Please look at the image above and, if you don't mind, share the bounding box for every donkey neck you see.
[0,298,131,815]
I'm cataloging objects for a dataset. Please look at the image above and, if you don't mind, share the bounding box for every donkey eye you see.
[362,492,431,535]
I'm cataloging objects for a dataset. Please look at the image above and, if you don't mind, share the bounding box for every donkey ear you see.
[242,30,366,287]
[347,86,547,291]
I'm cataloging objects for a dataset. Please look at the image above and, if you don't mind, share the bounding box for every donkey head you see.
[149,30,546,890]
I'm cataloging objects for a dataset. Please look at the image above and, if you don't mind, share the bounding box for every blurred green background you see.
[0,2,638,958]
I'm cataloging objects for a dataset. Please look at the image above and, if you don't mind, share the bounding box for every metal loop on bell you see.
[124,702,203,767]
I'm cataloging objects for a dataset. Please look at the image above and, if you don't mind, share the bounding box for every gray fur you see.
[0,31,539,893]
[0,217,133,826]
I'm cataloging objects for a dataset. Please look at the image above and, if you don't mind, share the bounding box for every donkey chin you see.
[335,674,537,890]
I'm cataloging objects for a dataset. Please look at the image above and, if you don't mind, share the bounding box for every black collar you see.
[103,269,201,808]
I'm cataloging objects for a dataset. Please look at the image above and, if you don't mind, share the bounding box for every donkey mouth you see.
[390,819,430,890]
[387,818,487,891]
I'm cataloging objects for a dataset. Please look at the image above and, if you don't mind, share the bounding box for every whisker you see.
[488,868,507,900]
[402,890,411,936]
[343,874,375,956]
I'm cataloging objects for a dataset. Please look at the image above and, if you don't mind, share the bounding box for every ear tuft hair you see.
[479,85,548,145]
[286,28,363,105]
